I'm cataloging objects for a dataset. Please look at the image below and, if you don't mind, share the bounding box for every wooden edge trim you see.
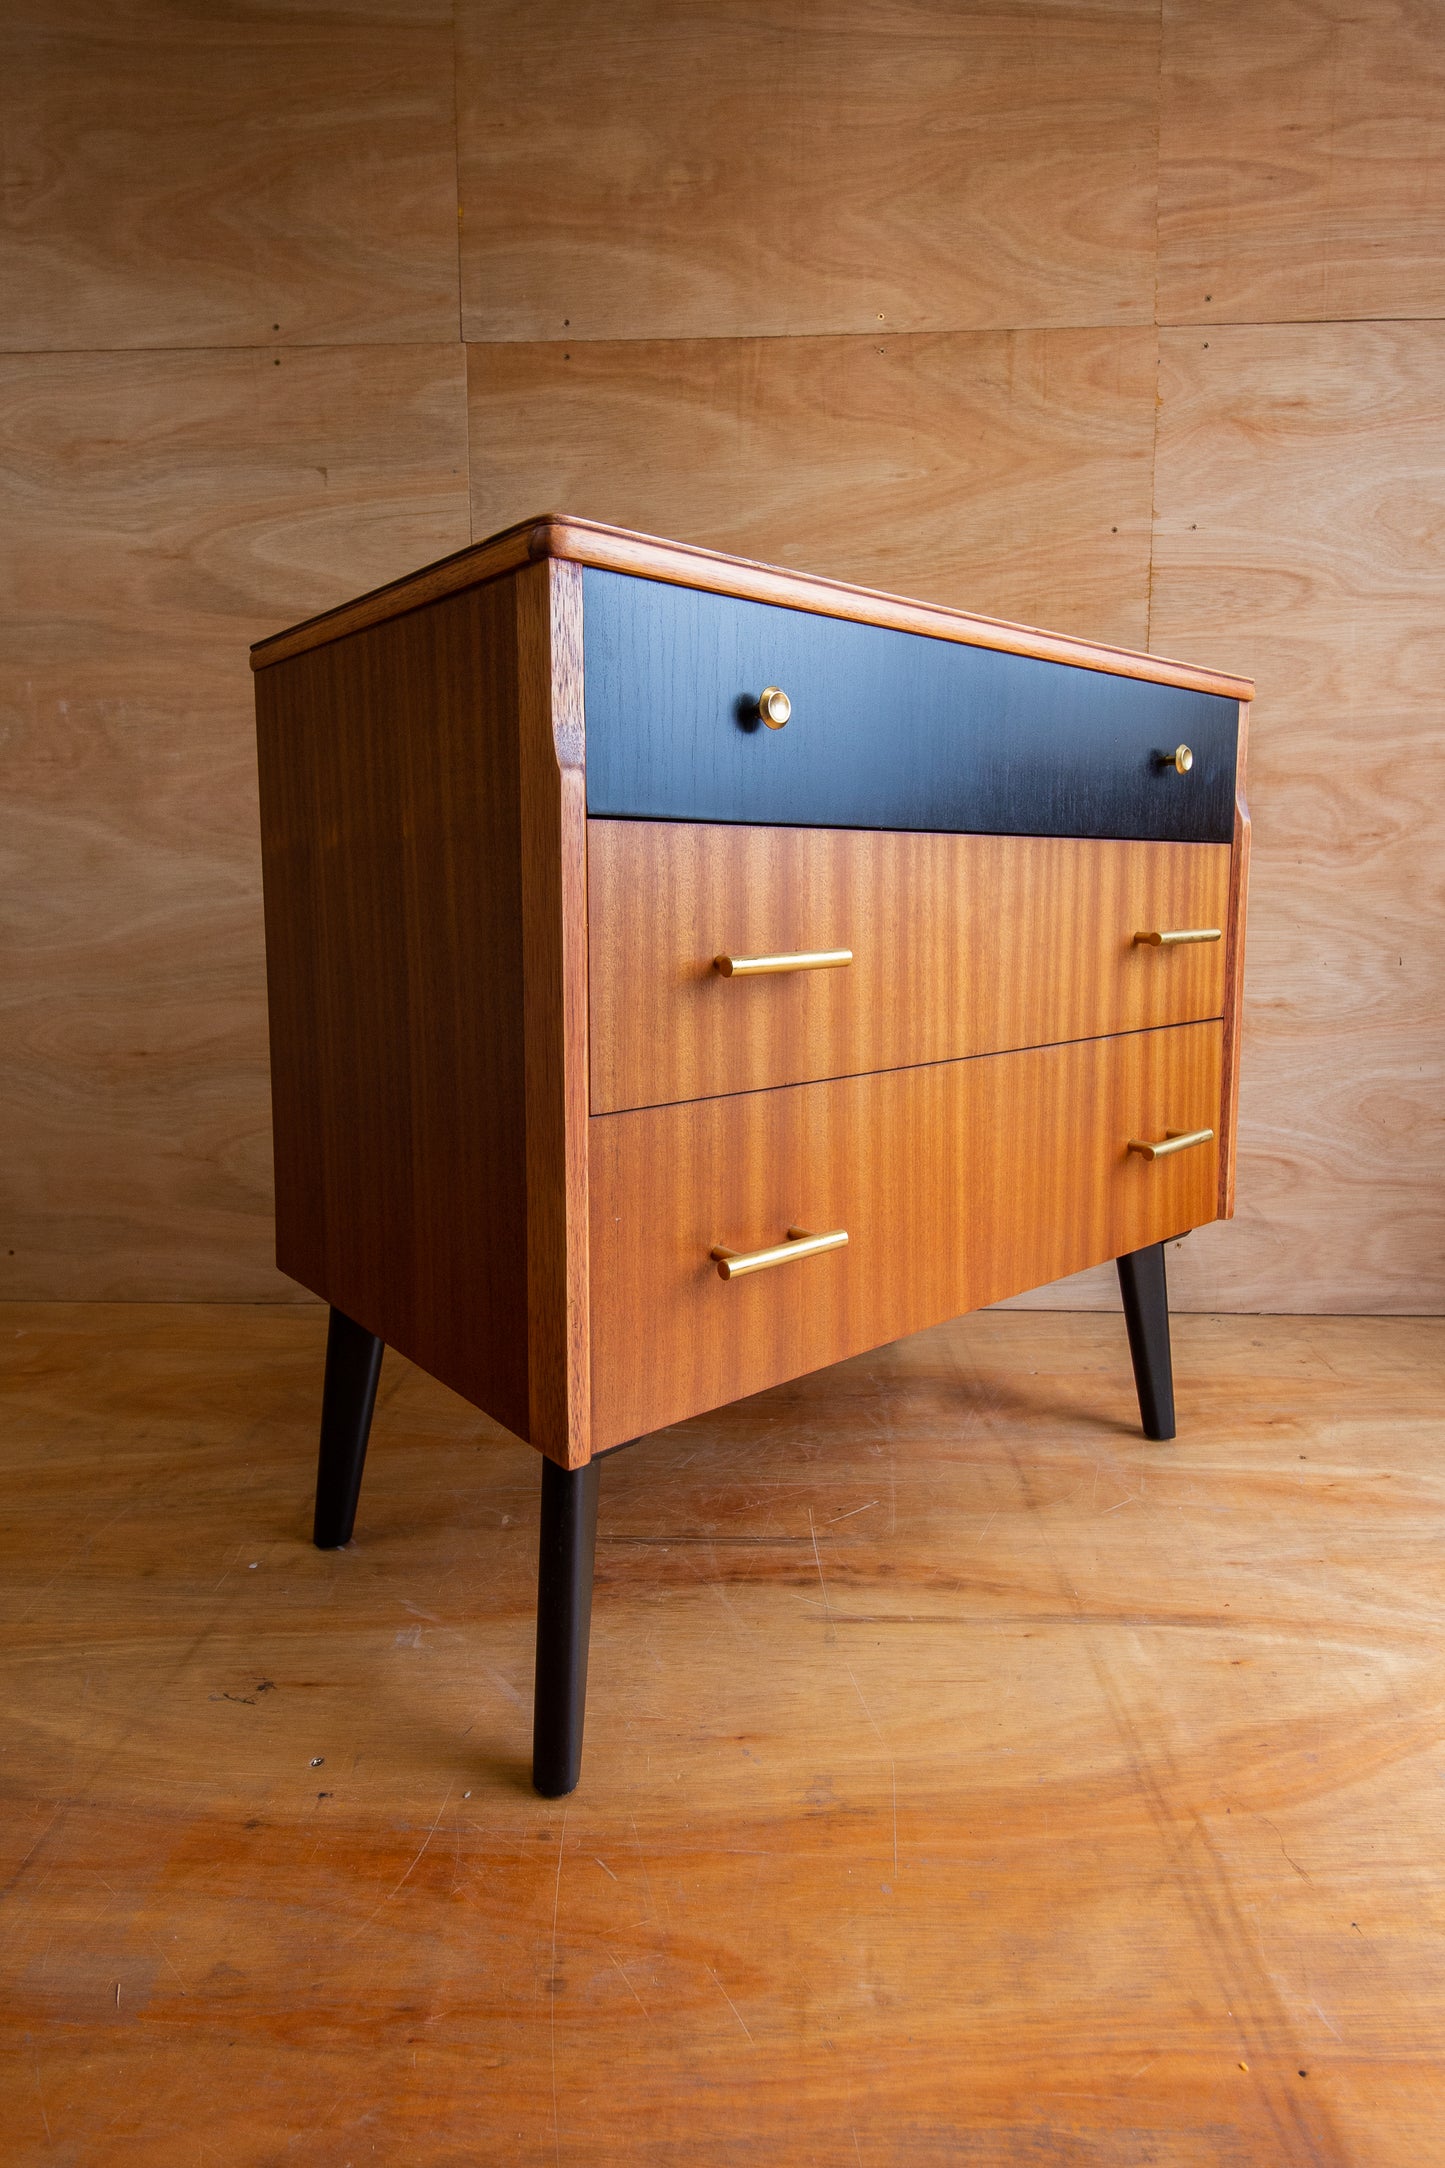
[1217,702,1251,1221]
[543,519,1256,700]
[517,558,592,1468]
[250,519,549,670]
[252,513,1255,701]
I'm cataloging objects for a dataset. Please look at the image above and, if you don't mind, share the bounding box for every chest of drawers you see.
[253,515,1252,1795]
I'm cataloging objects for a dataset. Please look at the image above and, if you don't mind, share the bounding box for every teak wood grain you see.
[250,512,1254,702]
[515,560,592,1467]
[589,1022,1222,1450]
[256,569,590,1464]
[589,822,1232,1115]
[255,578,533,1442]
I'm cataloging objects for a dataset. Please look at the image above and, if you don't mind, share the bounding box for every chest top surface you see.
[250,514,1253,696]
[251,514,1251,848]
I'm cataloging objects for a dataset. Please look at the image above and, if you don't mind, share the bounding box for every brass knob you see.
[1157,743,1193,775]
[758,686,791,729]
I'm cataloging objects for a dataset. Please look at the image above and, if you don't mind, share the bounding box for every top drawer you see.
[582,569,1239,844]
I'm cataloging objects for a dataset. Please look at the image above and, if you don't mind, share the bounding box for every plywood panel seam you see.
[1157,313,1445,332]
[467,324,1159,351]
[0,337,472,359]
[448,5,466,355]
[1144,0,1163,656]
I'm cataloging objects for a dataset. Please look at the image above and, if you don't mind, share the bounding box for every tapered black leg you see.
[1116,1241,1176,1442]
[313,1307,385,1548]
[532,1458,601,1797]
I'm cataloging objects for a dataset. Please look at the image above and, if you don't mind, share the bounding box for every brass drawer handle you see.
[1128,1127,1215,1161]
[714,948,852,977]
[710,1225,848,1280]
[1155,743,1194,774]
[1133,927,1222,947]
[758,686,792,728]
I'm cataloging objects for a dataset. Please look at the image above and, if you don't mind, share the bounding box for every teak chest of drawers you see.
[252,515,1253,1795]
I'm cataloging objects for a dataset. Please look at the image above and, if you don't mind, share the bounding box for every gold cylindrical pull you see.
[758,686,792,729]
[1127,1127,1215,1161]
[1156,743,1194,774]
[1133,927,1223,947]
[714,948,852,977]
[710,1225,848,1280]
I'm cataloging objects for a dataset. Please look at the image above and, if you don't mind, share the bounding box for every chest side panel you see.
[255,578,532,1439]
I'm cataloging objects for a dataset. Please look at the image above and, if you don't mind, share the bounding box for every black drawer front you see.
[582,569,1238,843]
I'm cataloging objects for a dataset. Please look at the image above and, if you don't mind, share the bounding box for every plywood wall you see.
[3,0,1441,1311]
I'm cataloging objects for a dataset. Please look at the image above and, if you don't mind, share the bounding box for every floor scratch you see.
[608,1951,648,2013]
[345,1780,454,1940]
[31,2044,52,2145]
[4,1804,65,1903]
[807,1507,832,1623]
[708,1964,754,2044]
[382,1781,454,1904]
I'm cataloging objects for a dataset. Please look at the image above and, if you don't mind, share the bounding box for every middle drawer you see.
[589,820,1231,1114]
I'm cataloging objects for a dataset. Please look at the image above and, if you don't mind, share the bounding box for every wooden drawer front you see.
[582,569,1239,844]
[589,1021,1222,1449]
[589,821,1231,1115]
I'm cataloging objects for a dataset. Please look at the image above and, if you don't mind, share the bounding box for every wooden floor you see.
[3,1304,1444,2166]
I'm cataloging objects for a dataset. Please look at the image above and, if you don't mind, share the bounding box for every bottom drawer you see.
[589,1021,1222,1449]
